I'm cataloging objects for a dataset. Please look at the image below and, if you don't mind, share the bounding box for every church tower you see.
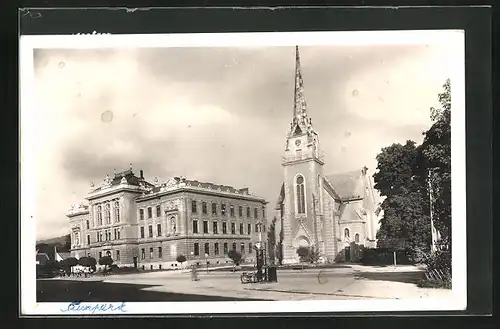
[281,46,325,264]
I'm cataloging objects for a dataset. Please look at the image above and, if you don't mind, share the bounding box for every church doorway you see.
[345,246,351,262]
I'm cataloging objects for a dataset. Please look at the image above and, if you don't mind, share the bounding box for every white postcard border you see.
[20,30,466,315]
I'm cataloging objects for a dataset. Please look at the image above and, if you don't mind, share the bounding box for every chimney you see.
[140,170,144,179]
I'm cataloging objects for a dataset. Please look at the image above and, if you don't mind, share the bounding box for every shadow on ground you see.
[37,280,270,302]
[354,271,425,285]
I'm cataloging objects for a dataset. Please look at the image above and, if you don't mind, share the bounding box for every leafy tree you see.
[374,141,431,256]
[42,259,61,274]
[61,257,78,274]
[417,79,452,249]
[98,256,114,267]
[78,256,97,268]
[176,254,187,266]
[227,250,242,268]
[62,257,78,268]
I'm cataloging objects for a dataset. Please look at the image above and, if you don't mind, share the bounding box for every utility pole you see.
[428,169,437,253]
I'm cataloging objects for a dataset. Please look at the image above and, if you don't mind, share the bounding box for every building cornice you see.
[136,186,267,204]
[85,184,147,201]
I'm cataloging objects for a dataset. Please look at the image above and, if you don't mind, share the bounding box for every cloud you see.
[29,43,458,239]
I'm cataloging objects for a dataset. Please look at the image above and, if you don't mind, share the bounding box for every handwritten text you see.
[61,302,127,313]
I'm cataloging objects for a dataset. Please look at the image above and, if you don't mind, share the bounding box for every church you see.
[275,47,384,264]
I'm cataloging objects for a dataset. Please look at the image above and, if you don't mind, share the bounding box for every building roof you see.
[91,169,154,193]
[325,169,365,200]
[138,176,265,202]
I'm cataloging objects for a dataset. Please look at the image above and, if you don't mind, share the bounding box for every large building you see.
[275,47,383,264]
[68,168,268,269]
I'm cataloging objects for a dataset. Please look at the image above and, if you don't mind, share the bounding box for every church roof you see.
[325,170,365,200]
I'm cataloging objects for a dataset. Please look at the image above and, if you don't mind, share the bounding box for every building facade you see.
[68,169,268,269]
[275,47,383,264]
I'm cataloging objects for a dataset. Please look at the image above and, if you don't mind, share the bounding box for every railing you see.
[282,152,324,163]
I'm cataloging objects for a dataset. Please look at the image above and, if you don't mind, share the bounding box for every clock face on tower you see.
[295,139,302,147]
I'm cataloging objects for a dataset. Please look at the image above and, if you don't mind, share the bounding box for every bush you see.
[176,254,187,264]
[360,248,413,266]
[414,248,451,289]
[296,246,321,264]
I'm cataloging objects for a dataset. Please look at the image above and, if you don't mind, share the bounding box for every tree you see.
[417,79,452,249]
[227,250,242,271]
[99,256,114,268]
[176,254,187,267]
[61,257,78,274]
[267,217,277,264]
[78,256,97,268]
[373,141,431,256]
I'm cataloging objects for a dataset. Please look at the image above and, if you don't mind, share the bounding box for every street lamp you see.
[204,253,209,274]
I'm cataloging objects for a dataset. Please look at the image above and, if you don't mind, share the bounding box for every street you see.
[37,265,452,302]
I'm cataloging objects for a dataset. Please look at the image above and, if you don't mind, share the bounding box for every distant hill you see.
[36,234,71,259]
[36,234,70,246]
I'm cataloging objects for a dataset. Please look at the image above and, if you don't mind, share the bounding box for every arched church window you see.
[344,228,350,238]
[296,175,306,214]
[355,233,360,243]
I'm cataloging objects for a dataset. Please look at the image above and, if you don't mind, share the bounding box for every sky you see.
[30,41,459,240]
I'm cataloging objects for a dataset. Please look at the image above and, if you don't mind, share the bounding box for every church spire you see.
[290,46,314,137]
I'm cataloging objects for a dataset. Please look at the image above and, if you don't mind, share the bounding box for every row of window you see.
[95,200,121,226]
[138,202,265,220]
[191,201,265,219]
[192,220,265,235]
[94,228,121,243]
[139,242,253,260]
[344,229,360,243]
[193,241,252,257]
[96,250,120,261]
[139,205,162,220]
[138,220,265,239]
[140,224,163,238]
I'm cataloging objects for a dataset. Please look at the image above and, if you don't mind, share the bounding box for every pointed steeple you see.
[289,46,314,137]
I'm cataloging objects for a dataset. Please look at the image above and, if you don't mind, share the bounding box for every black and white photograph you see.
[20,30,466,315]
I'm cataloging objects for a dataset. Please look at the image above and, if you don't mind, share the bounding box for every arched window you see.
[344,228,350,238]
[296,175,306,214]
[355,233,360,243]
